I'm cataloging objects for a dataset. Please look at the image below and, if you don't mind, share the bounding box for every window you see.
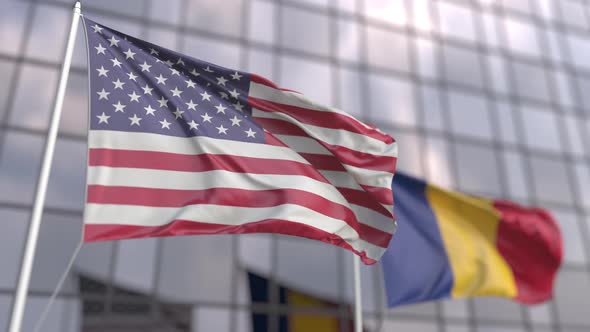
[45,139,86,210]
[412,0,433,32]
[501,0,532,15]
[502,149,529,200]
[425,137,453,188]
[495,101,518,144]
[487,55,509,96]
[0,60,15,120]
[0,209,27,289]
[528,302,553,325]
[248,0,276,45]
[336,18,360,63]
[0,132,43,205]
[364,0,408,26]
[146,27,179,50]
[30,213,82,293]
[564,115,586,157]
[555,269,590,325]
[443,44,484,89]
[574,163,590,210]
[545,29,564,64]
[25,5,69,62]
[442,299,469,319]
[512,60,551,103]
[448,90,493,140]
[279,56,332,105]
[416,37,438,80]
[338,68,363,117]
[554,70,576,109]
[158,236,233,303]
[281,6,330,57]
[9,64,59,130]
[247,49,274,80]
[113,238,158,291]
[575,75,590,113]
[567,33,590,71]
[393,131,423,177]
[437,1,477,42]
[474,297,524,323]
[366,25,410,73]
[558,0,589,30]
[537,0,556,21]
[482,13,500,48]
[454,142,502,196]
[0,1,29,56]
[186,0,244,37]
[182,35,241,69]
[503,16,542,58]
[149,0,182,24]
[529,156,573,205]
[520,105,562,153]
[367,73,415,127]
[421,85,444,131]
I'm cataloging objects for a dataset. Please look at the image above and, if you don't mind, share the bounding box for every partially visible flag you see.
[382,173,562,307]
[81,18,397,264]
[248,272,363,332]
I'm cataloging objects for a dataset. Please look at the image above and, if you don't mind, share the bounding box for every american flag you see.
[82,18,398,264]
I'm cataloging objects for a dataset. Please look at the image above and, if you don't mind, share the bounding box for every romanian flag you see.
[382,173,563,307]
[248,272,362,332]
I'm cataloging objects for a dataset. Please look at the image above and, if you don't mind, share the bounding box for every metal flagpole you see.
[352,254,363,332]
[8,2,82,332]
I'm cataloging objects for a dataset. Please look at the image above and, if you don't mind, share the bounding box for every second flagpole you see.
[8,2,82,332]
[353,253,363,332]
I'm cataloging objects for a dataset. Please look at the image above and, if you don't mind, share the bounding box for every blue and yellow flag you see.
[382,173,563,307]
[248,272,360,332]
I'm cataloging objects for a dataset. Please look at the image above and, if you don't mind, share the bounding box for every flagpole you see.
[8,2,81,332]
[353,254,363,332]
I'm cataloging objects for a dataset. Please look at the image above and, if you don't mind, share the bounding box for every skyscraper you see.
[0,0,589,331]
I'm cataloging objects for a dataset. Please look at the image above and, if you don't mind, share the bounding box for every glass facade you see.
[0,0,589,331]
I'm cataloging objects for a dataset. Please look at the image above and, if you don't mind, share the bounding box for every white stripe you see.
[250,82,373,130]
[89,130,312,165]
[253,109,398,158]
[88,166,351,212]
[273,134,332,155]
[342,164,394,190]
[85,203,385,259]
[350,204,395,234]
[319,170,363,190]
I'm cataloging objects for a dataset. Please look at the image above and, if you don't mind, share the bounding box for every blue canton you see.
[84,18,264,143]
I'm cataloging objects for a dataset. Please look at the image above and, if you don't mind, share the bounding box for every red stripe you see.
[255,117,308,136]
[299,153,346,171]
[494,200,563,304]
[336,187,393,218]
[361,185,394,206]
[249,97,395,145]
[87,185,392,247]
[250,74,301,93]
[89,148,329,184]
[84,220,378,265]
[254,116,397,173]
